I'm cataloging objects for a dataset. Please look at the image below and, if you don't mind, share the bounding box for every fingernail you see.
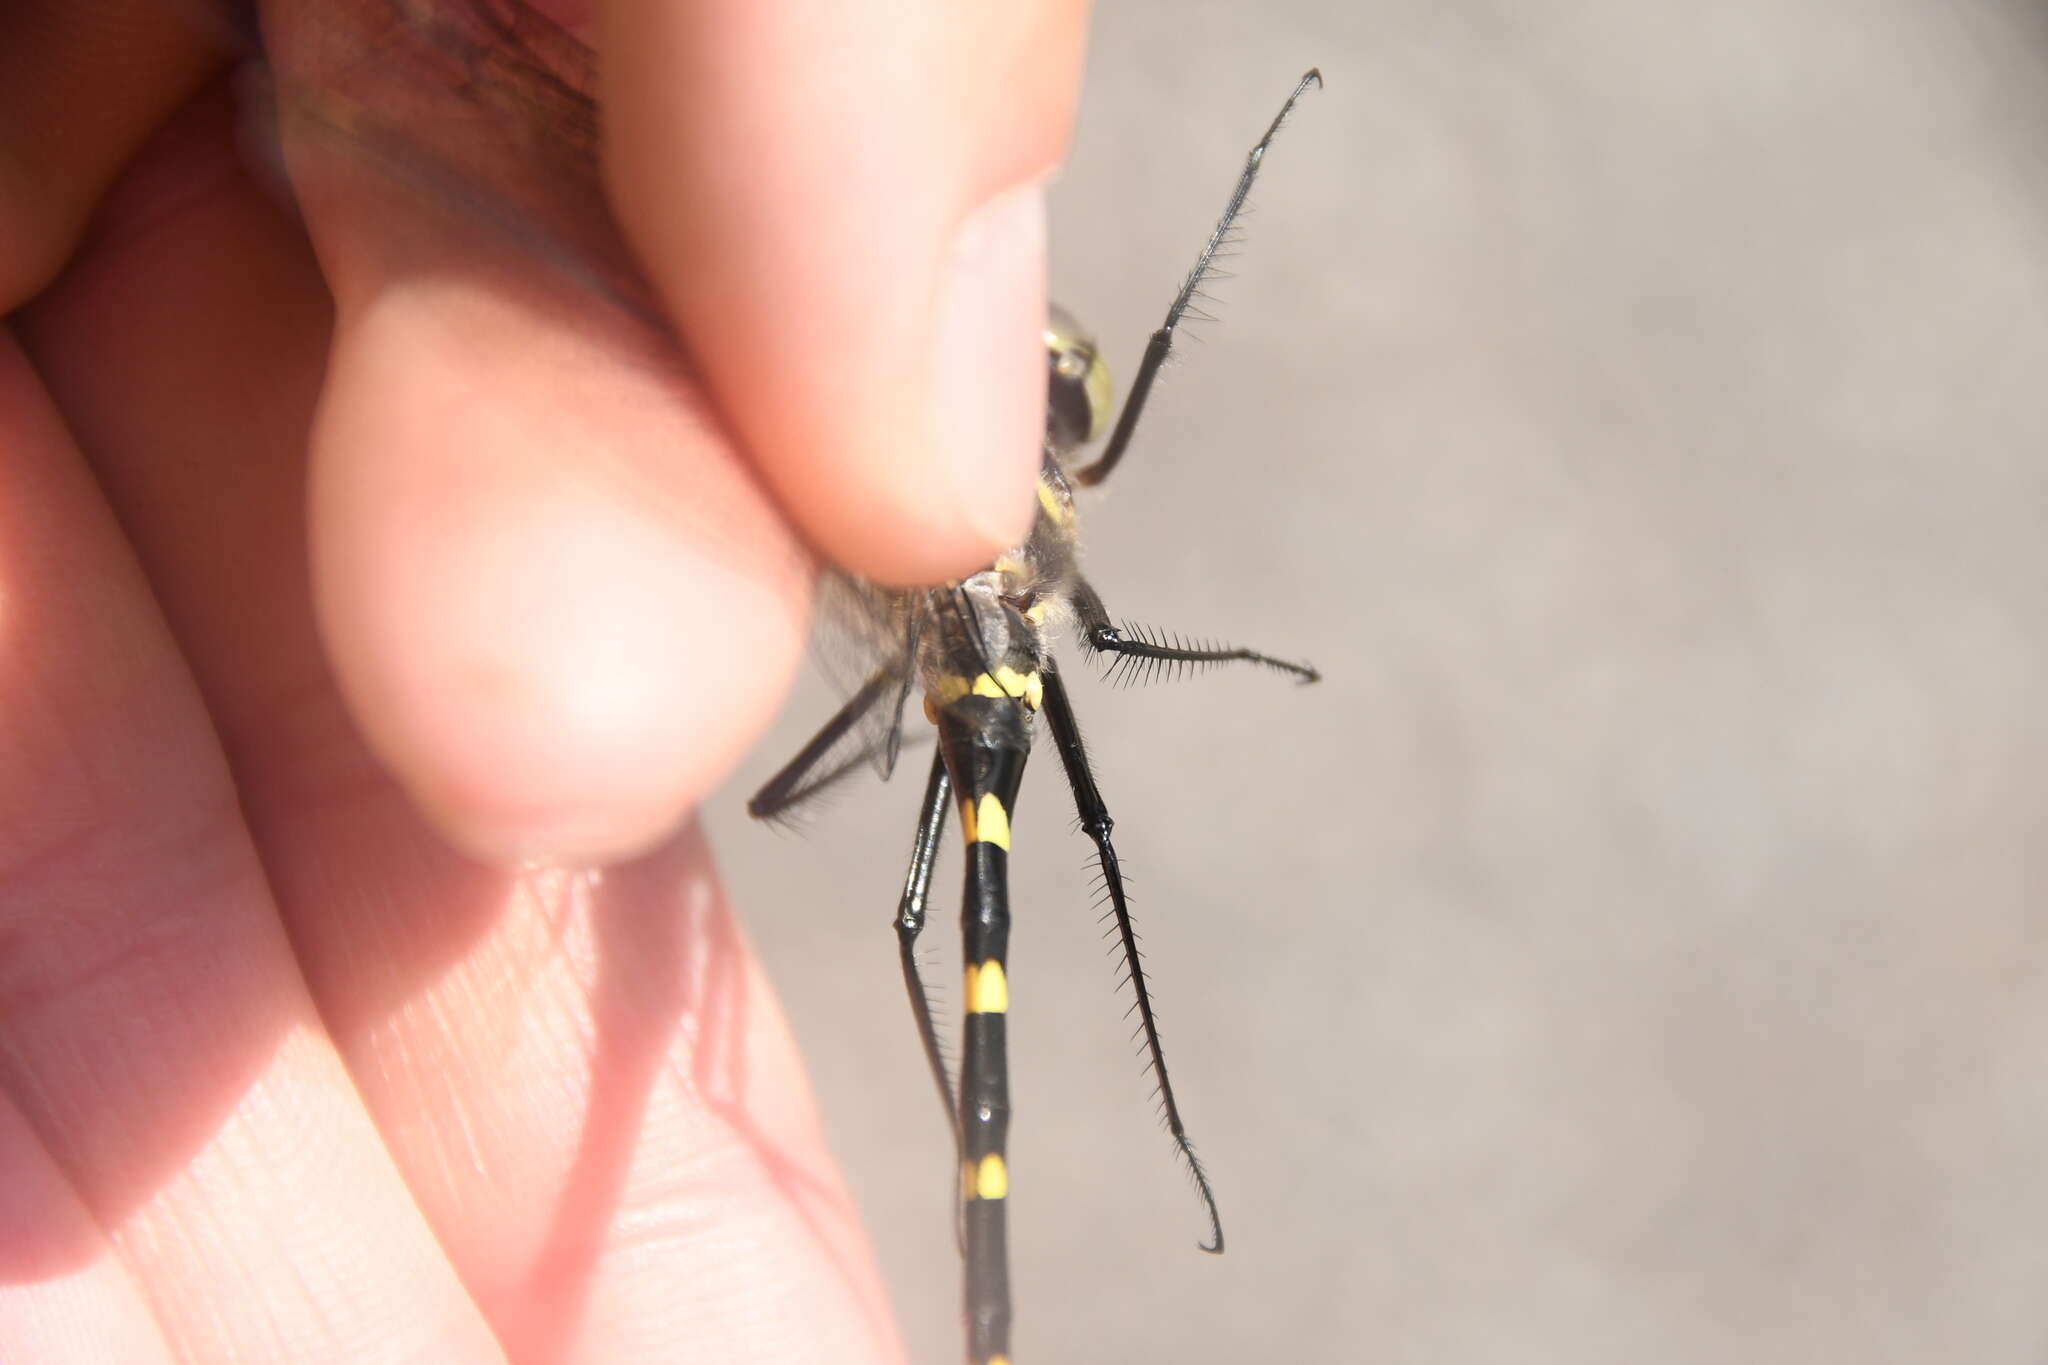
[931,181,1047,552]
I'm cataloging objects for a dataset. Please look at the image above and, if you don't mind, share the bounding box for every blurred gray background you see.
[704,2,2048,1361]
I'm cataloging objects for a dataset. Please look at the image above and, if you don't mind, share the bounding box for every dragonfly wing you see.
[810,572,933,783]
[746,574,933,821]
[258,0,665,331]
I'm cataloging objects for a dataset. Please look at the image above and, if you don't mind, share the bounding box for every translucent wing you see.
[745,576,936,821]
[255,0,663,330]
[805,573,932,782]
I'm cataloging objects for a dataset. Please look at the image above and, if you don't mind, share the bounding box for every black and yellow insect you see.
[750,70,1322,1365]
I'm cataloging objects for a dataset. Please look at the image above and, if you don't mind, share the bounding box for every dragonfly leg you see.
[747,666,899,820]
[1070,69,1322,488]
[1039,659,1225,1254]
[895,747,961,1145]
[1071,579,1320,685]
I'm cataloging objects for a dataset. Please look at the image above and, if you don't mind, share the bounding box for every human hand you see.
[0,0,1084,1359]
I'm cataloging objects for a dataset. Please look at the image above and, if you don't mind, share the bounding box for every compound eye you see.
[1043,306,1114,450]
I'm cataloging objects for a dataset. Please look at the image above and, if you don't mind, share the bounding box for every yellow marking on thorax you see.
[1037,478,1074,527]
[962,1153,1008,1201]
[1006,667,1044,710]
[960,793,1011,850]
[932,669,1042,712]
[965,960,1009,1014]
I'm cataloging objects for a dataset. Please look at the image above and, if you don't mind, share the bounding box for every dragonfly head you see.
[1043,305,1112,453]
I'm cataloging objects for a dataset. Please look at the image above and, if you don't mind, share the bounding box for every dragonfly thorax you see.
[912,441,1091,719]
[917,575,1049,717]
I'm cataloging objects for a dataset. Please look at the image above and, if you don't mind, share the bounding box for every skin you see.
[0,0,1086,1360]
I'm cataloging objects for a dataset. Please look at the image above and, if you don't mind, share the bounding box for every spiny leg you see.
[1038,660,1225,1254]
[895,747,960,1145]
[1072,579,1320,685]
[1071,68,1322,488]
[747,664,899,819]
[934,695,1031,1365]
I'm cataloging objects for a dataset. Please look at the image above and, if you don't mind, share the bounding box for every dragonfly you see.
[257,3,1318,1357]
[749,71,1322,1365]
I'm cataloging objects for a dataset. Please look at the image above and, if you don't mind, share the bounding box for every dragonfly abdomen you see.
[933,692,1032,1365]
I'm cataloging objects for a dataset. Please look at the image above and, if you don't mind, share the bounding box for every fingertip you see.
[310,293,810,865]
[929,179,1048,560]
[599,1,1085,585]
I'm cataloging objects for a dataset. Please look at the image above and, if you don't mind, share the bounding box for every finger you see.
[23,81,901,1363]
[0,325,507,1361]
[601,0,1087,585]
[0,0,222,307]
[0,1097,178,1362]
[259,1,813,861]
[310,287,813,861]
